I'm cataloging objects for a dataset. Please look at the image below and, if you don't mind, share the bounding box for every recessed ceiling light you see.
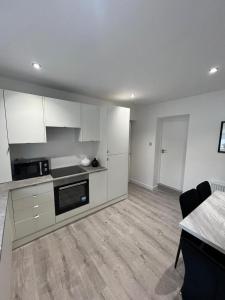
[131,93,135,99]
[209,66,219,75]
[32,62,42,70]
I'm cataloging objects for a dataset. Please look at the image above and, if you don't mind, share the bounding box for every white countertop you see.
[180,191,225,254]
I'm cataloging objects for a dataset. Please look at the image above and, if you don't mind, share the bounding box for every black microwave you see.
[12,158,50,181]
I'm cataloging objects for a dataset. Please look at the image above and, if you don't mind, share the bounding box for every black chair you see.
[196,181,212,203]
[174,189,201,269]
[179,189,201,219]
[181,237,225,300]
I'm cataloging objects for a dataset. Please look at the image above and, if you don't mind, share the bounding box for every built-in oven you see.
[53,174,89,215]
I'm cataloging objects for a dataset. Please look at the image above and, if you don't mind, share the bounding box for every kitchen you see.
[0,90,130,299]
[1,1,225,299]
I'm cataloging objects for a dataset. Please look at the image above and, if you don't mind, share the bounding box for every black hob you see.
[51,165,86,179]
[52,165,89,215]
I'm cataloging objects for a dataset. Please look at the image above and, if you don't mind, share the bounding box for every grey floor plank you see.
[11,183,184,300]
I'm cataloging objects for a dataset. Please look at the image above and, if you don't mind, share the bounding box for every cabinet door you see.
[0,207,12,300]
[13,192,54,222]
[89,171,107,208]
[107,106,130,154]
[0,90,11,183]
[108,153,128,201]
[15,217,36,240]
[4,91,46,144]
[79,104,100,141]
[36,211,55,232]
[44,97,80,128]
[12,183,55,239]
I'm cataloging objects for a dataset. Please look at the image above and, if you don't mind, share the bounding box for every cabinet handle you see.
[39,162,43,176]
[59,181,87,191]
[34,205,39,208]
[107,150,109,154]
[161,149,167,154]
[34,214,39,219]
[32,195,37,198]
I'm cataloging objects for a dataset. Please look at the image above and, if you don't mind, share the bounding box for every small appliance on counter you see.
[12,158,50,181]
[91,158,99,167]
[80,156,91,167]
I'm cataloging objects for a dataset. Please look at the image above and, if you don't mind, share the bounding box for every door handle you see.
[161,149,167,154]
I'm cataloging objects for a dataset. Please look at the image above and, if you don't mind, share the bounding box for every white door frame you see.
[153,114,190,192]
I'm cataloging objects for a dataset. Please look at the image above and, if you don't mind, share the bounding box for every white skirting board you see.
[129,178,157,191]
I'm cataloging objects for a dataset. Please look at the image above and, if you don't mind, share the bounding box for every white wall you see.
[10,127,99,167]
[0,76,107,106]
[130,89,225,191]
[0,75,133,109]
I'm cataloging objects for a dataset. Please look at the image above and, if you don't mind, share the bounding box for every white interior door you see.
[159,115,189,191]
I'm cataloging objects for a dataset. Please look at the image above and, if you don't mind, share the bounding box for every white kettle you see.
[80,156,91,167]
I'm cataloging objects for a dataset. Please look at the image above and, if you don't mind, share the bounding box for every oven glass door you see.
[55,180,89,215]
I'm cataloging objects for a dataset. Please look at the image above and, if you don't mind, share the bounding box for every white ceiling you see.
[0,0,225,104]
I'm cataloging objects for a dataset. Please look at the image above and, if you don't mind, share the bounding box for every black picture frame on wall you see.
[218,121,225,153]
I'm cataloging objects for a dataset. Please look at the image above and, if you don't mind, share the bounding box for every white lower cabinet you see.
[14,218,36,239]
[107,153,128,201]
[89,171,107,208]
[12,182,55,240]
[0,206,12,300]
[36,211,55,232]
[14,211,55,239]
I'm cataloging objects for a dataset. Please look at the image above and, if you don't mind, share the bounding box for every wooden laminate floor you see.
[11,183,184,300]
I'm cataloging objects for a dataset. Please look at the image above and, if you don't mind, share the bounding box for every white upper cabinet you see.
[107,106,130,154]
[79,104,100,141]
[0,90,12,183]
[4,91,46,144]
[44,97,80,128]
